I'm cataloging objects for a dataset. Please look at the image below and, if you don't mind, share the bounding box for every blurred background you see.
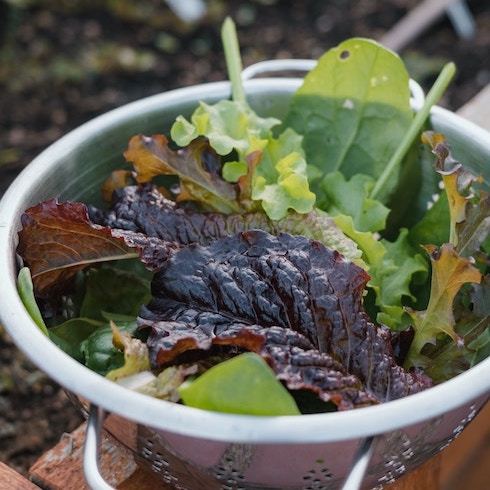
[0,0,489,478]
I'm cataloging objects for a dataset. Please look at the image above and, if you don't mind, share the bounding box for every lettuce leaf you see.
[17,199,138,298]
[404,243,481,370]
[164,18,316,220]
[419,276,490,383]
[139,230,432,409]
[403,133,489,375]
[334,214,428,329]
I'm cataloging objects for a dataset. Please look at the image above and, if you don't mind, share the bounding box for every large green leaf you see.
[284,38,413,203]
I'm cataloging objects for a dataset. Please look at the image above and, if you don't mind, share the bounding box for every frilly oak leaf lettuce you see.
[422,131,490,255]
[138,230,432,410]
[402,132,489,379]
[404,243,481,369]
[420,275,490,383]
[124,134,240,214]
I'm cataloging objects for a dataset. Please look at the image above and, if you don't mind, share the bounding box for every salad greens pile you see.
[17,18,489,416]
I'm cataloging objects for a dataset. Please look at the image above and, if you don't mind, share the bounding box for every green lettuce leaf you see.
[79,266,151,322]
[171,99,278,156]
[317,171,390,232]
[165,18,316,220]
[170,99,315,220]
[334,214,428,328]
[408,191,450,248]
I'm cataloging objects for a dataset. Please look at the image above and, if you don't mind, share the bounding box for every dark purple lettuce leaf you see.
[138,230,432,409]
[88,184,362,263]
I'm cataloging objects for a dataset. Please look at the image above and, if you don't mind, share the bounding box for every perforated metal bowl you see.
[0,65,489,490]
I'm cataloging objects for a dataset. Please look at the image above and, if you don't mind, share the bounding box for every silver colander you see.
[0,62,488,490]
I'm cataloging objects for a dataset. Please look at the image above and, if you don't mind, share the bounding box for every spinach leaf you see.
[284,38,414,204]
[179,353,301,415]
[80,320,139,376]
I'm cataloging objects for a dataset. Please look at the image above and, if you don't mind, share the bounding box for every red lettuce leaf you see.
[17,199,139,298]
[138,230,432,409]
[123,134,240,213]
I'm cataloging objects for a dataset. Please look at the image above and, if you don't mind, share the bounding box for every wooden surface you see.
[457,84,490,131]
[0,462,40,490]
[380,0,466,51]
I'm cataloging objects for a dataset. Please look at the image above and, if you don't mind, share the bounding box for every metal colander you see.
[0,63,489,490]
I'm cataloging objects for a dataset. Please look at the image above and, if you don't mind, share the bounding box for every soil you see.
[1,0,489,479]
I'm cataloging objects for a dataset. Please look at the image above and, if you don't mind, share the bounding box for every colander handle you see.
[340,436,375,490]
[241,59,425,111]
[241,59,317,80]
[83,404,117,490]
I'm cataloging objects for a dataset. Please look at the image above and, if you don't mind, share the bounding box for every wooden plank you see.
[0,461,40,490]
[439,403,490,490]
[457,84,490,131]
[380,0,464,51]
[29,423,140,490]
[387,453,442,489]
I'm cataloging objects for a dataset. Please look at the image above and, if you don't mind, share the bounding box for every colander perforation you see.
[139,436,187,489]
[211,443,253,489]
[301,458,335,490]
